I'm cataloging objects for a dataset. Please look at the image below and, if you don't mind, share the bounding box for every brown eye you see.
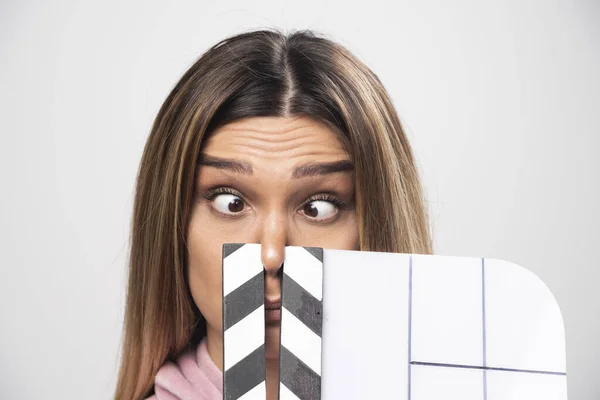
[213,194,245,215]
[228,198,244,213]
[302,200,337,221]
[303,202,318,218]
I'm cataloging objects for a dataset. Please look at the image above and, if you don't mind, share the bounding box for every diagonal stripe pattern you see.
[222,243,266,400]
[280,246,324,400]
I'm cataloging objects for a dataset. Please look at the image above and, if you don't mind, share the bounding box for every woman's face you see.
[186,116,359,368]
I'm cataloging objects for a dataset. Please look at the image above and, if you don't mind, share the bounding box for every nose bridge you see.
[260,208,287,272]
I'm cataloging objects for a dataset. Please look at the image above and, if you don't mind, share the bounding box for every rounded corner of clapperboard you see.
[485,257,566,330]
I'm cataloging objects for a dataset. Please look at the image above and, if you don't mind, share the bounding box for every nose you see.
[260,211,286,277]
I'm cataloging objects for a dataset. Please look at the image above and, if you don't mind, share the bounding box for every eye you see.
[301,200,339,221]
[201,187,249,217]
[213,194,245,215]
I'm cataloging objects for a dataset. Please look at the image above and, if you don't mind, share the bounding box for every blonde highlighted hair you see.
[115,29,432,400]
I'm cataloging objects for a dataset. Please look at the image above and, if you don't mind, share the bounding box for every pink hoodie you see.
[146,339,223,400]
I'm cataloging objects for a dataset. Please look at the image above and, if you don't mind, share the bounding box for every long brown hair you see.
[115,29,432,400]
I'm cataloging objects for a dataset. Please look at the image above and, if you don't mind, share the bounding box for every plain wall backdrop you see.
[1,0,598,399]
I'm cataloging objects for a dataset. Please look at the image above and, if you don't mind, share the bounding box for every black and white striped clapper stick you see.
[222,243,266,399]
[279,246,324,400]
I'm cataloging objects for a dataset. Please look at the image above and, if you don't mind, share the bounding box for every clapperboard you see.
[222,244,568,400]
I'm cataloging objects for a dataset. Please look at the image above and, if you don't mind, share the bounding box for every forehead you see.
[202,116,348,163]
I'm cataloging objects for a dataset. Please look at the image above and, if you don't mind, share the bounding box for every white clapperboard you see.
[222,244,568,400]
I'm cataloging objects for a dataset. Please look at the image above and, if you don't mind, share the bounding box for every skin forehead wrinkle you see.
[216,117,339,144]
[223,115,308,133]
[220,131,341,152]
[205,117,346,157]
[225,123,309,136]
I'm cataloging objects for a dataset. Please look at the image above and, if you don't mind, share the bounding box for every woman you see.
[114,29,432,400]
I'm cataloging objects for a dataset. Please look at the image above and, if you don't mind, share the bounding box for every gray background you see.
[0,0,598,399]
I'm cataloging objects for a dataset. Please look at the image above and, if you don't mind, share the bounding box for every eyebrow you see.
[292,160,354,179]
[198,155,253,175]
[198,155,354,178]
